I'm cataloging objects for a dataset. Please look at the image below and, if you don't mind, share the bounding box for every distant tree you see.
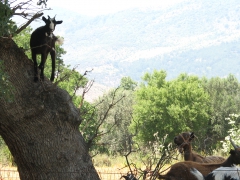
[85,77,136,155]
[202,74,240,142]
[131,70,211,145]
[99,89,134,155]
[120,76,137,90]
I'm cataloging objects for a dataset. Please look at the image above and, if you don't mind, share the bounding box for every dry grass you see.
[0,166,127,180]
[0,167,19,180]
[0,154,173,180]
[96,167,128,180]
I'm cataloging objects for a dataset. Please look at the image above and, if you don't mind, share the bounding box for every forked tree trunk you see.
[0,38,100,180]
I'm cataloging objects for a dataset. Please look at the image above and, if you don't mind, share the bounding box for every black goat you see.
[205,166,240,180]
[30,15,63,82]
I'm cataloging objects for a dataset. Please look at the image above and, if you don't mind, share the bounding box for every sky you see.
[46,0,186,16]
[13,0,186,30]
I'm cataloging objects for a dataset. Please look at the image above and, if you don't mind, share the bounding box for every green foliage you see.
[56,66,87,106]
[202,74,240,141]
[87,77,137,155]
[0,1,17,37]
[0,137,13,166]
[100,89,134,155]
[120,76,137,90]
[131,70,210,145]
[13,27,32,53]
[137,133,174,169]
[79,100,100,151]
[141,70,167,88]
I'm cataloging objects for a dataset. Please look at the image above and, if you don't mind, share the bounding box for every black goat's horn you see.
[230,137,239,149]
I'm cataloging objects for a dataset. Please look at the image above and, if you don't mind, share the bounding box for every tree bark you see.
[0,38,100,180]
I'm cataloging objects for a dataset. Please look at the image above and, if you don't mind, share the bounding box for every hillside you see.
[19,0,240,91]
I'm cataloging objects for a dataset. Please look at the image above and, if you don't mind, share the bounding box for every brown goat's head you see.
[174,132,194,153]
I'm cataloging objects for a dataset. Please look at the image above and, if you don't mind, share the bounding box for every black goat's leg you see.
[32,53,38,82]
[39,53,47,81]
[50,50,56,82]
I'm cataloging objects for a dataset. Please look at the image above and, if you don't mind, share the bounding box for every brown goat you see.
[158,138,240,180]
[174,132,225,163]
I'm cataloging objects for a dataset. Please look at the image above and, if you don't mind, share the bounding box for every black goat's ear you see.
[42,16,47,22]
[56,20,63,24]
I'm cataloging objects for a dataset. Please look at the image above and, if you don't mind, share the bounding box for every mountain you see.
[28,0,240,90]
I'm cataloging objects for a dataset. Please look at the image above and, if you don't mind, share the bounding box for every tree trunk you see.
[0,38,100,180]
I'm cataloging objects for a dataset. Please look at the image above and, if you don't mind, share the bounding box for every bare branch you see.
[78,78,94,109]
[12,0,32,13]
[6,0,52,35]
[14,12,43,35]
[84,87,126,149]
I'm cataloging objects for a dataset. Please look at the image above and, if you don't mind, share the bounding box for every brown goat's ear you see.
[189,132,195,141]
[56,20,63,24]
[230,149,236,155]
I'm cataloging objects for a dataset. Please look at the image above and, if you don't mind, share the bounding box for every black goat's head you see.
[229,137,240,165]
[42,15,62,36]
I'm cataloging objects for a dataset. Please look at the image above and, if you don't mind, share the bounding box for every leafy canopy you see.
[131,70,210,145]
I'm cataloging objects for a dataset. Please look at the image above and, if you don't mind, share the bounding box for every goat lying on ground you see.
[174,132,225,163]
[30,15,63,82]
[158,138,240,180]
[173,166,240,180]
[205,166,240,180]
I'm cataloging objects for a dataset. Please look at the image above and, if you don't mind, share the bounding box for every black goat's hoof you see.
[50,77,54,82]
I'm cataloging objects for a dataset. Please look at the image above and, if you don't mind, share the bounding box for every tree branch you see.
[14,12,43,35]
[85,88,126,149]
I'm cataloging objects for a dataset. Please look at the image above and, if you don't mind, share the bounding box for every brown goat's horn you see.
[230,137,239,149]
